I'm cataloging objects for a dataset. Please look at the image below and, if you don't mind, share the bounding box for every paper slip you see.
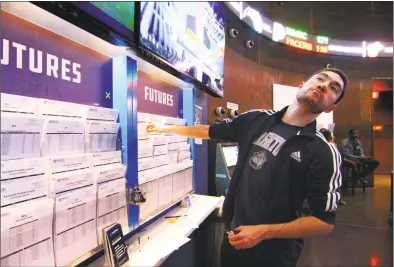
[150,114,165,125]
[138,169,154,185]
[179,151,191,161]
[1,93,37,117]
[137,122,149,140]
[157,175,173,210]
[37,98,83,119]
[154,154,169,168]
[151,135,168,146]
[92,151,122,167]
[85,121,119,153]
[138,139,153,159]
[153,145,168,156]
[163,117,186,126]
[1,173,48,207]
[1,157,46,181]
[48,154,91,174]
[167,135,178,144]
[137,112,151,123]
[54,186,98,266]
[41,118,85,157]
[84,106,119,122]
[97,179,127,245]
[168,151,178,164]
[138,157,155,172]
[178,142,190,151]
[1,115,44,161]
[97,178,126,199]
[93,163,126,184]
[51,169,94,195]
[1,198,55,267]
[167,142,179,151]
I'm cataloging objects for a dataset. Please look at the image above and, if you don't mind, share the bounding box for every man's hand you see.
[228,217,334,250]
[146,124,211,139]
[228,225,269,250]
[146,123,164,133]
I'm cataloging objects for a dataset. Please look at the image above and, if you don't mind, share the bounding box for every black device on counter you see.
[103,223,129,267]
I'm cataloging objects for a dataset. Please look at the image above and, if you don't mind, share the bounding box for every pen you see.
[164,215,187,219]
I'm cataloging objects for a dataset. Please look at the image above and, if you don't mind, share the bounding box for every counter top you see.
[89,194,224,267]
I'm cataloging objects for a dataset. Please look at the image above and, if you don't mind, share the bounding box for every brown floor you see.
[298,175,393,267]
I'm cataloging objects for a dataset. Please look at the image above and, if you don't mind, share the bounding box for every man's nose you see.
[317,84,326,92]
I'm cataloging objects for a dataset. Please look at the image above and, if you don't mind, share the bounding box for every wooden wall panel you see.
[372,91,393,174]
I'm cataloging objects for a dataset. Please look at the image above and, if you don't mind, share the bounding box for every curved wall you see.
[208,4,393,174]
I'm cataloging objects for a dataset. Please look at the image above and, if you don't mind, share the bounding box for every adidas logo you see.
[290,151,301,162]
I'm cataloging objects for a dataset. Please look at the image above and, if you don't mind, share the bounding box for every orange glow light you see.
[285,37,313,51]
[372,91,379,99]
[373,125,384,131]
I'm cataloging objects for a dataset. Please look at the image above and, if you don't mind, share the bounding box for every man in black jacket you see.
[147,67,348,267]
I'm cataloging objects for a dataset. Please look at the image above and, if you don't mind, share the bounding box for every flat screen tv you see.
[31,2,136,46]
[72,2,135,43]
[138,2,226,97]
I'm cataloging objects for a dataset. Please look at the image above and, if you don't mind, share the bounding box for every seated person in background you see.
[319,128,347,205]
[342,129,379,184]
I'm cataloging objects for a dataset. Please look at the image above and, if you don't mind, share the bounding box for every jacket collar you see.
[273,106,317,137]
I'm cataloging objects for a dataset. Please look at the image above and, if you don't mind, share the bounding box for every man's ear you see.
[298,82,305,89]
[324,104,337,113]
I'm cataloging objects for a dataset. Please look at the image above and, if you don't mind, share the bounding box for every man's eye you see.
[316,77,323,81]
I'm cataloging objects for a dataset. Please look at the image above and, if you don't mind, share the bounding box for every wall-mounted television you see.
[138,2,226,97]
[72,2,135,43]
[31,2,136,46]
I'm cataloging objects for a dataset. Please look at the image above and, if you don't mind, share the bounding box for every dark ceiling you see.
[246,1,393,41]
[249,1,393,21]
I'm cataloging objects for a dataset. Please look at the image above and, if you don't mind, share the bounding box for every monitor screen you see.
[139,2,225,97]
[73,2,135,41]
[222,146,238,167]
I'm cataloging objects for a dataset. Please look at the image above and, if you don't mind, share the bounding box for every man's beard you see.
[306,99,325,114]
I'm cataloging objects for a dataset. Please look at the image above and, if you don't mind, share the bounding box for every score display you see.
[227,2,393,58]
[285,36,328,54]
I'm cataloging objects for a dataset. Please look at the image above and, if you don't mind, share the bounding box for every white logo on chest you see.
[290,151,302,162]
[253,132,286,156]
[249,151,267,170]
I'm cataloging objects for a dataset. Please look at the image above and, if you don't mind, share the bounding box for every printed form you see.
[37,99,83,119]
[1,198,55,267]
[48,153,93,197]
[54,186,98,266]
[85,121,119,153]
[1,93,38,117]
[48,154,92,175]
[1,116,44,161]
[92,151,122,168]
[41,118,85,157]
[84,106,118,122]
[93,161,126,184]
[97,178,128,245]
[1,157,49,207]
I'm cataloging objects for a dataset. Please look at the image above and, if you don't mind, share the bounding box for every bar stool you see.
[341,161,365,196]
